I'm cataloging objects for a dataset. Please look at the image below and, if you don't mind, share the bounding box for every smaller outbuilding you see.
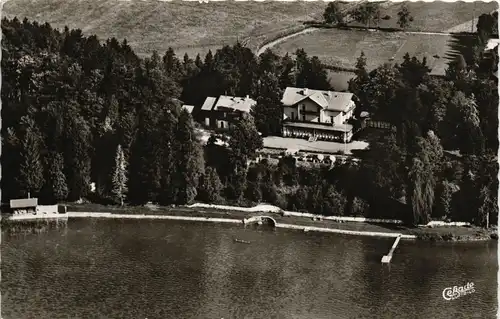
[10,198,38,215]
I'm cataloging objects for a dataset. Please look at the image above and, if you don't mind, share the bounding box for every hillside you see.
[2,0,326,58]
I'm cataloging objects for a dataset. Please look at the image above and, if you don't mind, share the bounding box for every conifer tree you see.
[49,152,69,202]
[112,144,128,206]
[128,109,161,205]
[197,167,223,203]
[18,118,44,198]
[194,54,203,70]
[173,109,205,204]
[64,111,92,201]
[157,107,178,205]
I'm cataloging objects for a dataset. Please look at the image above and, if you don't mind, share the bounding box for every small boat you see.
[234,239,251,244]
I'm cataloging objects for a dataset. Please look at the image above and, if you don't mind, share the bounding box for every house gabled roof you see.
[281,87,354,112]
[486,38,500,51]
[201,97,217,111]
[214,95,256,113]
[201,95,256,113]
[181,105,195,114]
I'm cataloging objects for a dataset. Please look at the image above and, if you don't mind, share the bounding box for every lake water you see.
[2,219,498,319]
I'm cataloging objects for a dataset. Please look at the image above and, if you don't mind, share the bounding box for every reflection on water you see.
[2,219,497,319]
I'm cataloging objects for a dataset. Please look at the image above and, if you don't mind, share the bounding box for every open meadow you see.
[274,28,408,70]
[2,0,325,57]
[347,1,497,32]
[274,1,496,82]
[273,29,457,74]
[275,28,477,78]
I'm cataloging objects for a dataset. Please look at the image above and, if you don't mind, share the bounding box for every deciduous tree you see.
[397,4,414,30]
[228,113,263,166]
[323,2,345,25]
[350,2,381,29]
[448,92,484,155]
[251,72,283,136]
[432,180,455,219]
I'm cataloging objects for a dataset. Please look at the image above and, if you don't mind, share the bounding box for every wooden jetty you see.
[381,234,402,263]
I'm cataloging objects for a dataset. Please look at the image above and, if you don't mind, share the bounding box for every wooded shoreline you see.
[2,11,498,232]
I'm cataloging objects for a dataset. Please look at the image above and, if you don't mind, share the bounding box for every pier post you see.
[381,234,402,264]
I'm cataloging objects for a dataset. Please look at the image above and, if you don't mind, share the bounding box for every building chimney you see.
[328,91,332,98]
[246,95,249,99]
[304,88,309,95]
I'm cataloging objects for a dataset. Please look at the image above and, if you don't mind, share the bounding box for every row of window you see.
[289,112,340,124]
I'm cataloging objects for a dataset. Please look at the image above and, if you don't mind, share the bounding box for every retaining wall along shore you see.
[68,212,243,224]
[188,203,472,227]
[65,212,417,240]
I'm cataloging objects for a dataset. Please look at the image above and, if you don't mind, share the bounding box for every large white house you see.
[281,87,356,142]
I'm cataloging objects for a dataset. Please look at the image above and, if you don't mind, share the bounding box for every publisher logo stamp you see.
[442,282,475,301]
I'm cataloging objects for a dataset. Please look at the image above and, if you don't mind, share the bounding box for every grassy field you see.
[275,1,496,79]
[274,28,408,70]
[395,33,456,76]
[347,1,497,32]
[3,0,326,58]
[275,29,465,77]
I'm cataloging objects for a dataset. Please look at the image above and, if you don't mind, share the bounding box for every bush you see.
[85,192,117,206]
[351,196,370,216]
[245,182,262,202]
[273,192,288,210]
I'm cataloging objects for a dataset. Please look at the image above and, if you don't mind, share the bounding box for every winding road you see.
[256,27,320,56]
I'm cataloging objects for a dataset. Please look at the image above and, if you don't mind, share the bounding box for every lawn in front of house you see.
[263,136,369,155]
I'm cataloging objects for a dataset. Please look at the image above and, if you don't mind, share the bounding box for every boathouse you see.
[10,198,38,215]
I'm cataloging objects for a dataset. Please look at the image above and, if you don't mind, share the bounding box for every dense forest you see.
[1,17,498,227]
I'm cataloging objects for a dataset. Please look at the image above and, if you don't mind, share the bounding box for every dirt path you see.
[256,0,364,56]
[257,27,319,56]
